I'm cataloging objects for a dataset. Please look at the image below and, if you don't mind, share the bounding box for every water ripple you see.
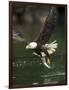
[41,72,65,78]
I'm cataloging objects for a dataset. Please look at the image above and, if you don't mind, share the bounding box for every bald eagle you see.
[13,7,58,69]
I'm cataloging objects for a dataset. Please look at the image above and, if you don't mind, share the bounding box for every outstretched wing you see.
[36,7,57,45]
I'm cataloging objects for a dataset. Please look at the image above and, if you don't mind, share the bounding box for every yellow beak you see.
[26,45,31,49]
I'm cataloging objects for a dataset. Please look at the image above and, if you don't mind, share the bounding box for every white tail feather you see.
[50,40,57,44]
[44,40,58,54]
[41,56,51,69]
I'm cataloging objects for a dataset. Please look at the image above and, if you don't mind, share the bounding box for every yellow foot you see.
[47,58,52,65]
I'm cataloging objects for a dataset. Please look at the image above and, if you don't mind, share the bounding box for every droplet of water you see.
[32,83,39,85]
[23,61,26,64]
[40,63,42,65]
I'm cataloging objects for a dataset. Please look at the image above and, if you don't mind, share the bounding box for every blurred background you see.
[12,2,67,87]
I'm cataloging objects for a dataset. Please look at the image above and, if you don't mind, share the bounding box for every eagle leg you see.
[41,56,51,69]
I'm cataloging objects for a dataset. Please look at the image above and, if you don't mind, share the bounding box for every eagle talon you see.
[47,58,51,65]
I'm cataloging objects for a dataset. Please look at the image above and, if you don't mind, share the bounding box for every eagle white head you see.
[26,42,37,49]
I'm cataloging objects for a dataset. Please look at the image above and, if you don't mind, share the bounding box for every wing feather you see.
[36,7,57,45]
